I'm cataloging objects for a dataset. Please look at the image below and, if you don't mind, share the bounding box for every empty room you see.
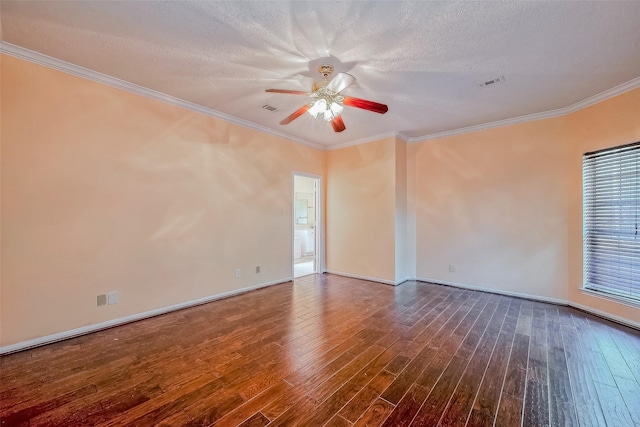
[2,1,640,426]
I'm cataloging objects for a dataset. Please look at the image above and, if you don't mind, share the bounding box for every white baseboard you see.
[0,277,291,355]
[325,270,397,286]
[415,277,567,305]
[415,276,640,330]
[569,301,640,330]
[4,274,637,355]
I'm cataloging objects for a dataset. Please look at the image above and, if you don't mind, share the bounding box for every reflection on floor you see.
[294,260,315,278]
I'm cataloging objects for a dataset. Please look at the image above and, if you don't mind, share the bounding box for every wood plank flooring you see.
[2,274,640,426]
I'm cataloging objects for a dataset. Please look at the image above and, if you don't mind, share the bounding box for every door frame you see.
[292,172,324,278]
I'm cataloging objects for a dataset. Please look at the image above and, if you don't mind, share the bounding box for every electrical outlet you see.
[97,294,107,306]
[449,264,456,272]
[256,266,261,274]
[235,268,241,278]
[107,291,119,305]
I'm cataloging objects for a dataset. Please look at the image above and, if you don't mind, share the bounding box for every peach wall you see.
[413,117,570,300]
[412,88,640,326]
[395,138,411,283]
[326,138,397,282]
[566,88,640,322]
[1,54,325,347]
[3,51,639,349]
[406,142,417,282]
[0,55,3,331]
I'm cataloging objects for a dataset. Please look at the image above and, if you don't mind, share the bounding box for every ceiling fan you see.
[265,65,388,132]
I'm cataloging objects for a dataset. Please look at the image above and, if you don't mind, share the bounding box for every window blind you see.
[583,141,640,303]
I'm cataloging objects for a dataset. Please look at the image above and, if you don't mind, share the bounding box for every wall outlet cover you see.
[97,294,107,306]
[107,291,119,305]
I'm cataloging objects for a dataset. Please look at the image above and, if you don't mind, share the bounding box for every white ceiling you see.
[2,1,640,149]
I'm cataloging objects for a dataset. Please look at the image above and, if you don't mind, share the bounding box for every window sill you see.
[580,288,640,309]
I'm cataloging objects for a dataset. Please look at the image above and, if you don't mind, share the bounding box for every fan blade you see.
[331,116,346,132]
[280,105,310,125]
[326,72,355,93]
[343,96,388,114]
[266,89,308,95]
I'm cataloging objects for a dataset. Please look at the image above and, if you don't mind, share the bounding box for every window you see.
[583,141,640,304]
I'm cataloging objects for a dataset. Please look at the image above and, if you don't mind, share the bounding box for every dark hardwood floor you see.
[2,274,640,426]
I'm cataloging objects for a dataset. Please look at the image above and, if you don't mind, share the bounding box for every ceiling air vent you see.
[261,104,279,112]
[478,76,506,88]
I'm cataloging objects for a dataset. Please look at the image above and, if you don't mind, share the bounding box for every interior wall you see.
[0,54,325,347]
[395,138,410,283]
[413,117,570,300]
[406,142,417,282]
[566,88,640,322]
[0,55,3,330]
[326,138,397,282]
[412,87,640,326]
[3,52,639,349]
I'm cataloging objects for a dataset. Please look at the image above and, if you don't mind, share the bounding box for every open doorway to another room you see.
[293,174,321,278]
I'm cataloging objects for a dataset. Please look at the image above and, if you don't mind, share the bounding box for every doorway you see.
[293,173,322,278]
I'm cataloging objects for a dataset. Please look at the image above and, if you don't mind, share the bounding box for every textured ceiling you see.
[2,1,640,148]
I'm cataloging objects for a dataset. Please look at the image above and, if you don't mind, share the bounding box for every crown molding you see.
[409,76,640,143]
[407,107,567,143]
[564,76,640,114]
[0,42,327,151]
[395,132,411,143]
[3,42,639,150]
[326,132,401,150]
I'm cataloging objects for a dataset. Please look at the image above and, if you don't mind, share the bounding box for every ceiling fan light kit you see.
[307,97,344,121]
[266,64,388,133]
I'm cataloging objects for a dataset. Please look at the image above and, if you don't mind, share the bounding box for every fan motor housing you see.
[318,64,334,79]
[313,64,334,92]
